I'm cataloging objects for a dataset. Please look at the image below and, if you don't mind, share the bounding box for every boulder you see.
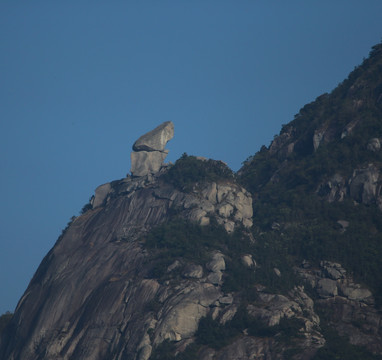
[273,268,281,277]
[92,182,112,208]
[232,191,253,220]
[153,283,221,344]
[216,184,234,203]
[131,151,168,177]
[199,216,210,226]
[217,203,234,218]
[207,271,223,285]
[313,130,325,151]
[133,121,174,152]
[219,295,233,305]
[321,261,346,280]
[192,182,253,232]
[202,182,218,204]
[317,173,347,202]
[219,304,237,324]
[349,164,379,204]
[337,220,349,233]
[207,252,225,272]
[241,254,255,268]
[137,345,152,360]
[183,264,203,279]
[167,260,181,273]
[189,209,208,224]
[130,121,174,177]
[216,218,235,233]
[367,138,381,152]
[317,278,338,298]
[339,284,373,302]
[248,293,303,327]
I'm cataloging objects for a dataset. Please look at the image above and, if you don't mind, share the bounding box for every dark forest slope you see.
[239,41,382,305]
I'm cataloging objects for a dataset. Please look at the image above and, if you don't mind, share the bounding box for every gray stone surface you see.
[153,283,220,344]
[92,182,112,208]
[207,252,225,272]
[217,203,234,218]
[131,151,168,177]
[202,182,218,203]
[186,182,253,232]
[133,121,174,152]
[313,130,325,151]
[219,304,237,324]
[130,121,174,177]
[1,172,258,360]
[241,254,254,268]
[6,140,382,360]
[318,173,347,202]
[183,264,203,279]
[337,220,349,233]
[207,271,223,285]
[248,293,304,327]
[295,260,382,353]
[167,260,181,272]
[273,267,281,277]
[268,127,294,156]
[137,344,152,360]
[367,138,381,152]
[317,278,338,298]
[219,295,233,305]
[321,261,346,280]
[339,284,373,301]
[349,164,380,204]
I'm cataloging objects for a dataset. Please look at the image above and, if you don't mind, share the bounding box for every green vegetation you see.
[145,218,228,263]
[59,215,77,238]
[144,217,229,279]
[144,217,296,295]
[149,42,382,358]
[149,340,176,360]
[80,200,93,214]
[162,153,233,192]
[195,315,238,349]
[144,217,261,291]
[240,169,382,306]
[238,43,382,306]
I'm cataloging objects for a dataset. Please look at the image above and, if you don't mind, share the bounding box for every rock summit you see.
[130,121,174,177]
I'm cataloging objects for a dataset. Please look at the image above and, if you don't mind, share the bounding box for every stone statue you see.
[130,121,174,176]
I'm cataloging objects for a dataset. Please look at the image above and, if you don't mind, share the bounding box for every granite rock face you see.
[2,167,382,359]
[296,260,382,354]
[131,121,174,177]
[349,164,380,204]
[317,164,382,208]
[131,151,168,177]
[133,121,174,152]
[0,167,254,360]
[367,138,381,152]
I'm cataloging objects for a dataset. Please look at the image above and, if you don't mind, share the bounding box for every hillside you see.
[239,41,382,306]
[1,42,382,360]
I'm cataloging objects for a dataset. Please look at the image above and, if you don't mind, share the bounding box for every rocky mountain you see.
[1,42,382,360]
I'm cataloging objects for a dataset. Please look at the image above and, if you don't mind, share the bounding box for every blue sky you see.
[1,1,382,314]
